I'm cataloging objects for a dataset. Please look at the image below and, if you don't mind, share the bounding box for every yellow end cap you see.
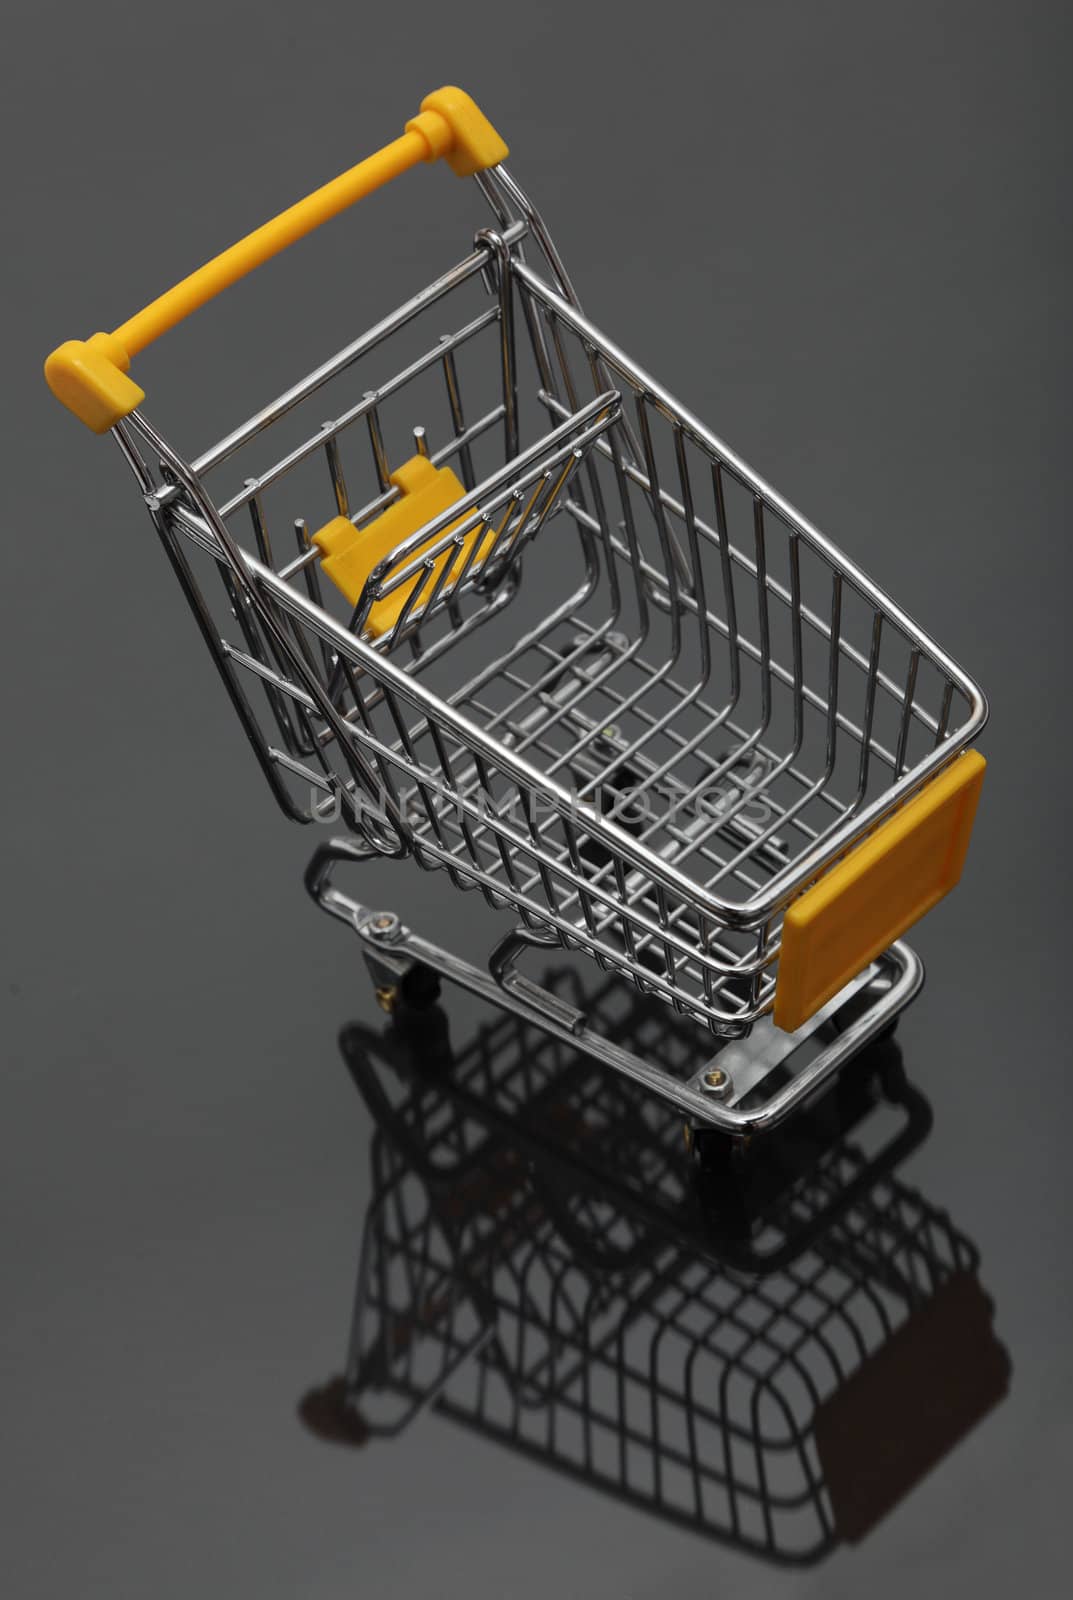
[408,86,508,178]
[44,331,143,433]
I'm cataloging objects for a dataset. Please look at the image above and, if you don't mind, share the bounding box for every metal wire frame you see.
[487,261,986,899]
[109,160,985,1035]
[330,978,1001,1564]
[308,836,921,1134]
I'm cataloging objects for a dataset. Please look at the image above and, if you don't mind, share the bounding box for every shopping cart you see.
[45,87,987,1134]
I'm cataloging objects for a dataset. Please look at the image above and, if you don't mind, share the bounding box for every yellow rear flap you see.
[773,750,986,1032]
[314,455,493,637]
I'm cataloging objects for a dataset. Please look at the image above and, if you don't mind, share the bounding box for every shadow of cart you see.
[301,971,1010,1563]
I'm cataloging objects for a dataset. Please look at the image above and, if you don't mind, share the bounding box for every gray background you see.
[3,0,1070,1594]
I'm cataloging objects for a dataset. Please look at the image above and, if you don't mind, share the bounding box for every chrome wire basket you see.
[46,88,987,1131]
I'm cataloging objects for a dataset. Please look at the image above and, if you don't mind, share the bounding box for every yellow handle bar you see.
[44,87,507,433]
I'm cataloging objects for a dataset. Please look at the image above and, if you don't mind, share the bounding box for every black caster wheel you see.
[396,961,442,1013]
[298,1377,369,1448]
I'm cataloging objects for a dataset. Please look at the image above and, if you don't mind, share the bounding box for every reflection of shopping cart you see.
[46,88,987,1131]
[302,983,1010,1559]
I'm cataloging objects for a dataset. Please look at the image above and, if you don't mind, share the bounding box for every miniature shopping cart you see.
[45,87,987,1134]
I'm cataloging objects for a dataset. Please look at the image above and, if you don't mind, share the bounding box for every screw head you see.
[702,1066,732,1096]
[366,911,400,942]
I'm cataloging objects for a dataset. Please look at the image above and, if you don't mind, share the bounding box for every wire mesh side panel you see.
[115,233,547,827]
[343,1000,981,1563]
[487,261,986,921]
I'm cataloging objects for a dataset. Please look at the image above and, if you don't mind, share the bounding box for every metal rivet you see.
[702,1066,731,1095]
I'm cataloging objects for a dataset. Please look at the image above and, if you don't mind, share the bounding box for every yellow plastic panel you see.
[774,750,986,1032]
[313,455,495,637]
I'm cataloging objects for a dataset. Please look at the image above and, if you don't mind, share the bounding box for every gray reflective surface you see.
[5,3,1070,1595]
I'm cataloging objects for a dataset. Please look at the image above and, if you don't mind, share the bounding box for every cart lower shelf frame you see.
[306,837,924,1135]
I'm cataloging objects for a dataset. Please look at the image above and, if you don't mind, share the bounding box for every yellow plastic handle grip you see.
[44,87,507,432]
